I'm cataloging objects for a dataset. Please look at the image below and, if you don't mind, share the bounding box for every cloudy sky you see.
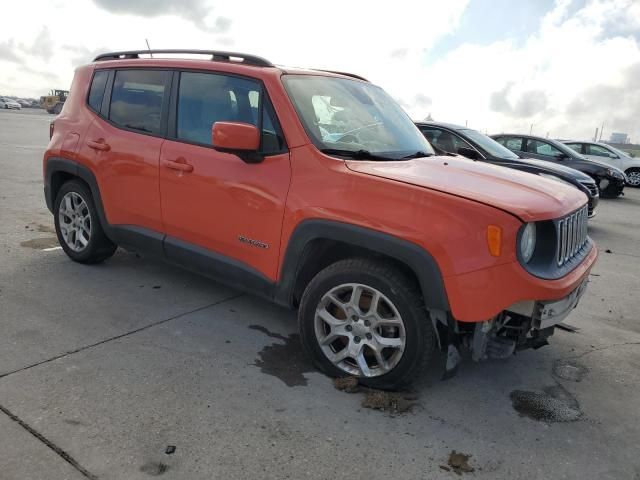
[1,0,639,141]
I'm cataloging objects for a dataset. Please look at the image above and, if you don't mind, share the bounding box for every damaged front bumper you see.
[474,278,589,361]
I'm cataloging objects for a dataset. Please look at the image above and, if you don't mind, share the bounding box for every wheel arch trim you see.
[275,219,450,312]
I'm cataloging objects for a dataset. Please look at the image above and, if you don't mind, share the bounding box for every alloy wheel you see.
[314,283,406,377]
[58,192,92,252]
[627,170,640,187]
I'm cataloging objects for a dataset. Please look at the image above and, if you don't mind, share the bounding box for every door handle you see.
[163,159,194,173]
[87,139,110,151]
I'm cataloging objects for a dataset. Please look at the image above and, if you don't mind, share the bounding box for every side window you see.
[88,70,109,112]
[420,128,471,153]
[177,72,258,145]
[177,72,285,154]
[527,139,562,157]
[564,142,583,154]
[109,70,167,135]
[587,144,613,157]
[501,137,523,151]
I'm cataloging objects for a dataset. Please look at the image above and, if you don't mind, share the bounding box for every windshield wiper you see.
[401,151,434,159]
[320,148,395,161]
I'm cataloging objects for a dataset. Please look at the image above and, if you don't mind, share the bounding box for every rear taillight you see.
[49,121,54,140]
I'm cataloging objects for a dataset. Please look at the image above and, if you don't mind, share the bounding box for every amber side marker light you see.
[486,225,502,257]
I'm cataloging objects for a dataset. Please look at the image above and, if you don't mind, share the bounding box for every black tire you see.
[625,168,640,188]
[53,103,63,114]
[54,179,117,264]
[298,258,437,390]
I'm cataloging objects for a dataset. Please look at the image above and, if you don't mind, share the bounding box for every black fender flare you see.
[45,157,110,230]
[275,219,450,312]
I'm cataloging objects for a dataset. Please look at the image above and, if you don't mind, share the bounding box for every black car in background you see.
[416,122,600,217]
[491,134,626,198]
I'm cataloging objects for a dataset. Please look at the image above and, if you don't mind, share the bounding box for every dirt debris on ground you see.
[440,450,475,475]
[333,377,359,393]
[332,378,418,414]
[361,390,418,414]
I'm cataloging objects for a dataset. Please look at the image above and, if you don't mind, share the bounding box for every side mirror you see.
[212,122,263,163]
[457,146,480,160]
[555,152,568,160]
[608,153,618,159]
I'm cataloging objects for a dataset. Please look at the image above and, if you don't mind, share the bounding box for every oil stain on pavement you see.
[510,384,582,422]
[20,237,59,249]
[249,325,314,387]
[553,359,589,382]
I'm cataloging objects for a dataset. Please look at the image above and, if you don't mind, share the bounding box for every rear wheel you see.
[626,168,640,188]
[298,258,437,390]
[54,180,116,264]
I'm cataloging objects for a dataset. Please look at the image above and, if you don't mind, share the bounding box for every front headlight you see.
[519,222,537,263]
[607,168,624,180]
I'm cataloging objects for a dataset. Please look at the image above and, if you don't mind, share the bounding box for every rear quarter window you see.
[88,70,109,112]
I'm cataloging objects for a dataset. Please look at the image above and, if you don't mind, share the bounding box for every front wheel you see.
[54,180,117,264]
[626,168,640,188]
[298,258,437,390]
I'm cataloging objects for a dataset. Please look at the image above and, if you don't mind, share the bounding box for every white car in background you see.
[0,97,21,110]
[563,140,640,187]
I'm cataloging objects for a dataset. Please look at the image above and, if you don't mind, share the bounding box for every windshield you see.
[461,129,519,159]
[283,75,434,159]
[607,145,629,158]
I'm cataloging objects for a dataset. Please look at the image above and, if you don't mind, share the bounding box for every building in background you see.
[610,132,629,144]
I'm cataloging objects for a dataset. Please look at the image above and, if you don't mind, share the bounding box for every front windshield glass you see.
[282,75,434,159]
[607,145,629,158]
[461,129,519,159]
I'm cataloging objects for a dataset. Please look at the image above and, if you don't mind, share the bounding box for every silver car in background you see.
[563,140,640,187]
[0,97,21,110]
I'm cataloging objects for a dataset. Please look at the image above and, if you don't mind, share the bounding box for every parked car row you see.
[492,134,627,197]
[0,97,22,110]
[43,50,600,389]
[417,122,600,216]
[0,96,41,109]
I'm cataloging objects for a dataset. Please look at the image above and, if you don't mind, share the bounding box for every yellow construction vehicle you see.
[40,89,69,114]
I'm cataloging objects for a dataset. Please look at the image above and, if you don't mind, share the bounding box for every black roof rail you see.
[316,70,369,82]
[93,50,273,67]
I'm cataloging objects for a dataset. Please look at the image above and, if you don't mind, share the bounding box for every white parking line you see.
[42,246,62,252]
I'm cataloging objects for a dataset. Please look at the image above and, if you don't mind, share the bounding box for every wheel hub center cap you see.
[351,322,369,337]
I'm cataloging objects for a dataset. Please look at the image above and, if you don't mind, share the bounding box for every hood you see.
[346,156,587,222]
[514,156,593,182]
[582,157,626,174]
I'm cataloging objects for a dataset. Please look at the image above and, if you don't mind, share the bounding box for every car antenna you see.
[145,38,153,58]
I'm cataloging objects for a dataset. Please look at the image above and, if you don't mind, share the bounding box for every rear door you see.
[159,70,290,280]
[77,68,170,234]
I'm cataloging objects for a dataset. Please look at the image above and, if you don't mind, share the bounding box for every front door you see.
[159,71,290,280]
[523,138,566,164]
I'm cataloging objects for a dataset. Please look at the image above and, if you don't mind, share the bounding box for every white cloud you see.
[414,0,640,140]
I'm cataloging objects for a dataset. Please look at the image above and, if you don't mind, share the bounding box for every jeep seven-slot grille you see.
[557,205,589,266]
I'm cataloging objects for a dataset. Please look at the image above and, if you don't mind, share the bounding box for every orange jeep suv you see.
[44,50,597,389]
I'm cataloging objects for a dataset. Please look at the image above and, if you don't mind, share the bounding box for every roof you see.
[91,50,368,82]
[414,121,470,131]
